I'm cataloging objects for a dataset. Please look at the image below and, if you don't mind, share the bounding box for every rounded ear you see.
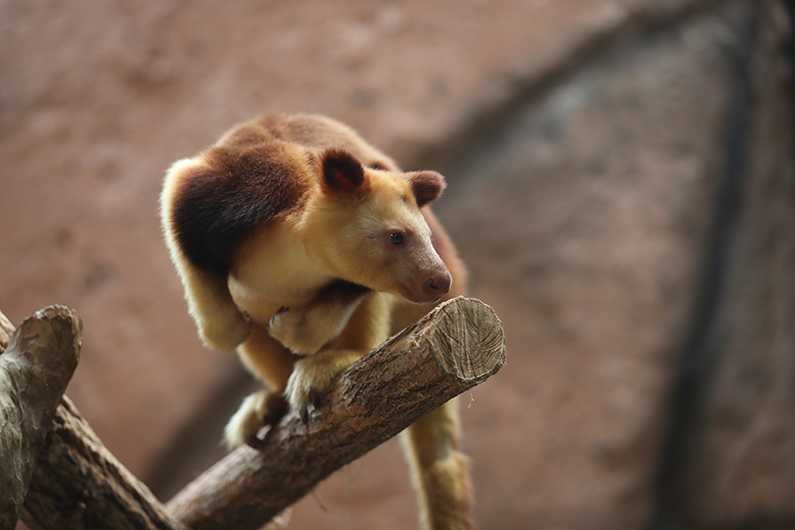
[409,171,446,207]
[321,149,365,194]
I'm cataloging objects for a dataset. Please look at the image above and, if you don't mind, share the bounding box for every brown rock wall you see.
[432,5,744,526]
[2,1,794,529]
[0,0,716,484]
[680,6,795,527]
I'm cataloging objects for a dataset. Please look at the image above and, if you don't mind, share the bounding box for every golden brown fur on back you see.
[161,113,473,529]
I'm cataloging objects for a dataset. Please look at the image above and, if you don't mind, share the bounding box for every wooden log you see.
[167,296,506,530]
[11,297,503,530]
[21,396,188,530]
[0,307,186,530]
[0,306,81,530]
[0,309,13,350]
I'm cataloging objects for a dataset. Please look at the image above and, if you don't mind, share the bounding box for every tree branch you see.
[167,296,506,530]
[0,307,185,530]
[0,306,82,530]
[10,297,504,530]
[21,396,188,530]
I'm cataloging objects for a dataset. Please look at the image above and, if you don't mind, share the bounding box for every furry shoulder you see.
[164,139,313,275]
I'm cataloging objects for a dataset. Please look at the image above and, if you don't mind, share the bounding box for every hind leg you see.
[224,322,298,449]
[224,388,288,449]
[402,399,473,530]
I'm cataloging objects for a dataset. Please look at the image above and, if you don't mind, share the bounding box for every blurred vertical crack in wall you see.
[3,0,795,528]
[650,3,760,529]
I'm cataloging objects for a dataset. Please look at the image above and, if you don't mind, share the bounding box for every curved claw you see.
[298,390,324,426]
[246,432,268,450]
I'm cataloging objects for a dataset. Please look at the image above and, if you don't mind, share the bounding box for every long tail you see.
[402,398,474,530]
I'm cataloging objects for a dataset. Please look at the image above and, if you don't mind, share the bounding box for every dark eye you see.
[389,232,404,245]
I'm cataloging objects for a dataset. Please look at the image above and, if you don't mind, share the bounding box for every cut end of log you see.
[8,305,83,369]
[0,308,14,353]
[33,305,83,342]
[423,297,506,384]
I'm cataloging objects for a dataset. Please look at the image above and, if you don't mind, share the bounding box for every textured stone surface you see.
[432,6,744,527]
[680,7,795,528]
[0,0,714,486]
[2,1,794,529]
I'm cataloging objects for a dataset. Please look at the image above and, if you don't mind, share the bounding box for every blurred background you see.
[2,0,794,528]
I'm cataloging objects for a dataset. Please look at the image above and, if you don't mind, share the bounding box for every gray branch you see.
[0,306,82,530]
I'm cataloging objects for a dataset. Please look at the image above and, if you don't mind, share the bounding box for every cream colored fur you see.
[161,114,472,530]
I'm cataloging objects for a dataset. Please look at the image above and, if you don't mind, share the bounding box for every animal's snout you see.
[423,271,452,300]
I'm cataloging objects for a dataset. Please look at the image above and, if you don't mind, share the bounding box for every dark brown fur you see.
[171,143,311,275]
[162,114,472,530]
[410,172,446,207]
[320,149,367,195]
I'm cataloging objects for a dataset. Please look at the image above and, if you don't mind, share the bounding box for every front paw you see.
[269,307,326,354]
[198,309,252,351]
[285,350,363,421]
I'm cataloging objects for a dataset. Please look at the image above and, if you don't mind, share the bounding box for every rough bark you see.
[12,297,503,530]
[21,396,188,530]
[167,296,506,530]
[0,306,81,530]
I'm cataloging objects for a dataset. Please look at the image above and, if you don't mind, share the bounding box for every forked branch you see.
[9,297,504,530]
[0,306,82,530]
